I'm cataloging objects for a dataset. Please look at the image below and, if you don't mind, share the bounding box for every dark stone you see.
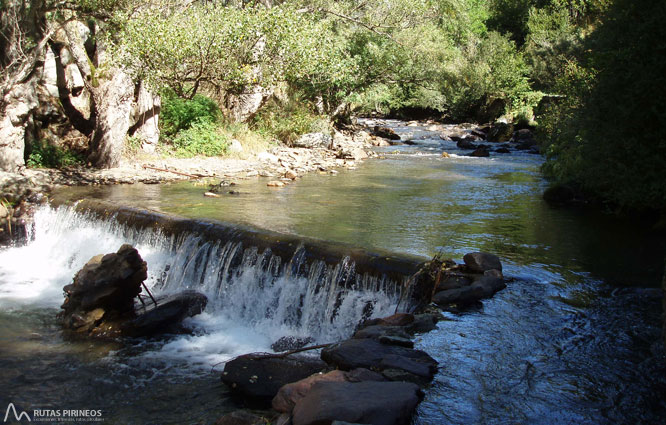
[378,336,414,349]
[62,244,147,315]
[292,381,422,425]
[373,126,401,140]
[513,128,534,141]
[432,276,506,306]
[125,290,207,337]
[379,354,432,378]
[463,252,503,273]
[354,325,411,341]
[495,147,511,153]
[404,314,439,334]
[436,274,472,292]
[471,129,487,139]
[456,139,477,150]
[221,355,327,402]
[488,122,514,142]
[321,338,437,380]
[377,313,414,327]
[470,147,490,157]
[214,410,267,425]
[472,275,507,297]
[271,336,314,352]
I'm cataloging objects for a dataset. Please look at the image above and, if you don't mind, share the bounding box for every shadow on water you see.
[5,118,665,423]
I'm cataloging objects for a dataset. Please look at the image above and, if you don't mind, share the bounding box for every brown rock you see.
[292,381,422,425]
[267,181,285,187]
[272,369,384,414]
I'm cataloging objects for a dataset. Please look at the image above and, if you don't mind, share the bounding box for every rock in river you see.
[463,252,503,273]
[432,276,506,306]
[221,354,327,402]
[321,338,438,382]
[125,290,207,336]
[272,368,384,414]
[292,381,422,425]
[60,245,207,338]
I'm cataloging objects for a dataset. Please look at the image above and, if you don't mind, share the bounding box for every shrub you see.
[26,141,84,168]
[160,90,221,138]
[252,96,330,145]
[170,120,228,158]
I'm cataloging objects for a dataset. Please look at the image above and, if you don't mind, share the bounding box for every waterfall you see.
[0,205,413,369]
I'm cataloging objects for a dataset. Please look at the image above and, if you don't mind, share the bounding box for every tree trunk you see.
[129,81,161,153]
[87,70,135,168]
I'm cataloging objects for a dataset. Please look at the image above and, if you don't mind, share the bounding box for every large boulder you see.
[293,133,332,149]
[321,338,438,381]
[221,355,327,402]
[291,381,422,425]
[61,244,147,333]
[487,122,514,143]
[272,368,384,414]
[463,252,503,273]
[60,245,207,338]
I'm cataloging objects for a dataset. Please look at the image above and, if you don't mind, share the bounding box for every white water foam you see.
[0,205,405,372]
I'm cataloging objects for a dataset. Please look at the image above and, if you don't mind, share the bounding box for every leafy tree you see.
[541,0,666,210]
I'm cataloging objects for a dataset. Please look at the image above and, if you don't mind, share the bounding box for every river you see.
[1,119,664,424]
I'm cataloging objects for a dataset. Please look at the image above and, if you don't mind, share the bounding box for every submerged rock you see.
[221,354,327,402]
[291,381,422,425]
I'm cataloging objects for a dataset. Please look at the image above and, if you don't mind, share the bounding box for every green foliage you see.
[541,0,666,210]
[26,141,84,169]
[169,120,229,158]
[160,91,221,138]
[252,95,330,144]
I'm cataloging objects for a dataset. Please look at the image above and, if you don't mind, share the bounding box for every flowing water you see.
[1,119,665,424]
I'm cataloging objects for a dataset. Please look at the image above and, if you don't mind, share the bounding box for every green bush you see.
[252,96,330,145]
[160,90,221,138]
[170,120,228,158]
[26,141,84,168]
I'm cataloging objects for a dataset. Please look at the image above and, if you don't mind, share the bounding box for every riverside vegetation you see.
[2,0,664,214]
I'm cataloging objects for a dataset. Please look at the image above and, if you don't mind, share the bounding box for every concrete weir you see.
[55,198,429,293]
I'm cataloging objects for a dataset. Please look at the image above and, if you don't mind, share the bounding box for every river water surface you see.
[1,119,664,424]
